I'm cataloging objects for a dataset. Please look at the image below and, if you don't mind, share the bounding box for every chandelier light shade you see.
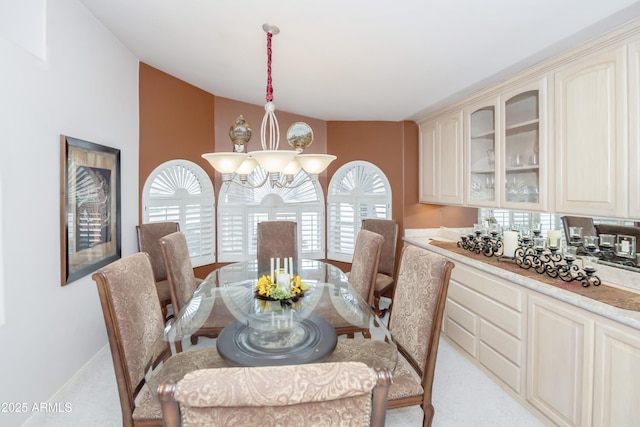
[202,23,336,186]
[296,154,338,174]
[201,152,248,174]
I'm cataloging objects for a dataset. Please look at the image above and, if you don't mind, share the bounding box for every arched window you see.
[327,161,392,262]
[217,166,325,262]
[142,160,215,267]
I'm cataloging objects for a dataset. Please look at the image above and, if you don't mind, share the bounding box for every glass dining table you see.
[145,259,397,394]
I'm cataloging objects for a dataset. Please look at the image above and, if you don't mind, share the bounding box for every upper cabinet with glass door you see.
[464,78,547,211]
[500,78,547,211]
[465,97,499,207]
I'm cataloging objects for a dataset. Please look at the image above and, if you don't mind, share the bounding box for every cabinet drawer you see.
[449,280,522,338]
[446,317,477,357]
[451,264,523,312]
[480,319,521,366]
[447,299,477,334]
[479,342,521,393]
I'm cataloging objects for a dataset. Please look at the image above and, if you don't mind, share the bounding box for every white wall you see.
[0,0,139,425]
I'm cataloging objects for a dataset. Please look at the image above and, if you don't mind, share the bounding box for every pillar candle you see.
[284,257,288,275]
[547,229,561,248]
[289,257,294,275]
[270,257,275,282]
[503,231,518,258]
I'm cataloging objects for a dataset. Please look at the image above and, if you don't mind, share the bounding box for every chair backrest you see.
[349,229,384,306]
[157,362,392,427]
[388,245,454,395]
[362,218,399,278]
[257,220,298,276]
[159,231,198,314]
[136,222,180,281]
[560,216,597,240]
[92,253,167,426]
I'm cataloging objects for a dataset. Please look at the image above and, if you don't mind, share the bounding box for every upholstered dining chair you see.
[347,229,385,308]
[361,218,399,316]
[256,220,298,276]
[159,232,203,316]
[157,362,393,427]
[560,215,597,241]
[93,252,171,427]
[136,221,180,321]
[385,245,455,427]
[159,231,231,347]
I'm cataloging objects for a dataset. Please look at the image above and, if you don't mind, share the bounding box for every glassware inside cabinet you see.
[504,90,540,205]
[469,106,496,203]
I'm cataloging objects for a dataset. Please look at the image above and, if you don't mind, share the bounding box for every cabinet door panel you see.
[419,121,437,202]
[437,112,464,204]
[554,47,627,217]
[527,296,594,427]
[628,41,640,219]
[593,323,640,426]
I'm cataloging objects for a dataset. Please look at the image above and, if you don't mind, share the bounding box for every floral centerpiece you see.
[255,273,310,303]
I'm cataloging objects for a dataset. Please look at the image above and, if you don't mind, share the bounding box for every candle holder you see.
[458,230,503,257]
[457,233,602,287]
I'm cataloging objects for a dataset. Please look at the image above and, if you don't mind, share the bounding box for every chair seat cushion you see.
[387,354,424,400]
[132,388,162,420]
[374,273,394,291]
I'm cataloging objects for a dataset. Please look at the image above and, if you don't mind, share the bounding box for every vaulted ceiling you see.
[80,0,640,121]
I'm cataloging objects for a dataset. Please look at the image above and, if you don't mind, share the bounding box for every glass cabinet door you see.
[468,104,497,205]
[503,90,540,207]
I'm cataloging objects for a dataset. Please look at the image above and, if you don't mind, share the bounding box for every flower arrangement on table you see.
[255,273,310,302]
[255,257,310,304]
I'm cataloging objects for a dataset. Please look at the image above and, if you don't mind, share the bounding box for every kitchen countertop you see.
[403,228,640,331]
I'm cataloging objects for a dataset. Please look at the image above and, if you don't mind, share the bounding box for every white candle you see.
[270,257,275,282]
[284,257,288,275]
[276,257,280,279]
[503,231,518,258]
[547,229,561,248]
[289,257,294,275]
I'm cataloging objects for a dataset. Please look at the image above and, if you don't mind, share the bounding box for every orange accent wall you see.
[139,63,216,200]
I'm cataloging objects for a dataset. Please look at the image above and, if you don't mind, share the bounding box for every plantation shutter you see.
[327,161,392,262]
[218,166,325,262]
[142,160,215,267]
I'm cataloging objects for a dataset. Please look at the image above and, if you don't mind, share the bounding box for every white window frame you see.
[217,166,325,263]
[327,161,392,263]
[142,160,215,267]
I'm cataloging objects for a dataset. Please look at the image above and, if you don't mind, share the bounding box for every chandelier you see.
[202,24,336,188]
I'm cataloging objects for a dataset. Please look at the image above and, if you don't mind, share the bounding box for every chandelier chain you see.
[266,32,273,103]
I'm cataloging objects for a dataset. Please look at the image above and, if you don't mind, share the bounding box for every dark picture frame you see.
[60,135,121,285]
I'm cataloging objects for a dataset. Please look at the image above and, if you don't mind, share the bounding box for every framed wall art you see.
[60,135,121,285]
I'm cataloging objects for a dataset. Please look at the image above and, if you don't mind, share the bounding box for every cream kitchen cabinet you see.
[465,78,547,211]
[444,263,525,394]
[419,110,464,205]
[628,40,640,220]
[592,320,640,426]
[527,294,594,427]
[554,45,628,218]
[408,237,640,427]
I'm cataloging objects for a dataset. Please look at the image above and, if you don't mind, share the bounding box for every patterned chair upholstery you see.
[157,362,393,427]
[92,252,171,427]
[257,220,298,276]
[159,232,203,314]
[385,245,455,427]
[347,229,384,307]
[136,221,180,321]
[361,218,399,315]
[160,232,225,347]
